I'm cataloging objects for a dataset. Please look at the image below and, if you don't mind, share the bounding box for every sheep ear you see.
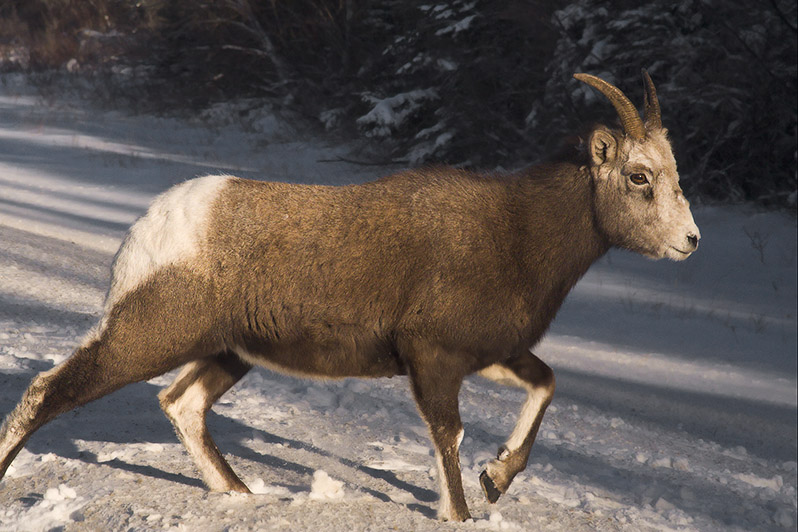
[588,128,617,167]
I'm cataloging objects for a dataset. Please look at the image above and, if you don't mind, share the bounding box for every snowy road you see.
[0,76,795,531]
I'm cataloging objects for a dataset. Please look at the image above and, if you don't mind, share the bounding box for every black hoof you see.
[480,470,502,504]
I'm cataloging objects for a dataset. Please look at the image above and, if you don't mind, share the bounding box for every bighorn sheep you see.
[0,71,699,521]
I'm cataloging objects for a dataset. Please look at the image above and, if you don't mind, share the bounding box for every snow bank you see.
[309,470,346,501]
[1,484,85,532]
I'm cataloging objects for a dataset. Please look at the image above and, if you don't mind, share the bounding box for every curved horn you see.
[641,69,662,130]
[574,73,646,140]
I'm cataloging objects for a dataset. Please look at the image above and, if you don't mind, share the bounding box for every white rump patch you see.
[105,175,231,309]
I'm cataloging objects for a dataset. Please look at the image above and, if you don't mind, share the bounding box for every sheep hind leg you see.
[0,329,206,482]
[0,361,77,481]
[478,352,555,503]
[158,351,252,493]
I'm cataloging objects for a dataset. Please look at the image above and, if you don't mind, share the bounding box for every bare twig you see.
[743,227,770,264]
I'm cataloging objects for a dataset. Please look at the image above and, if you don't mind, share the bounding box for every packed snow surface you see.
[0,75,795,531]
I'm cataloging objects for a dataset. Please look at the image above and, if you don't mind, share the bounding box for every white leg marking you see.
[480,363,550,453]
[505,387,548,452]
[160,363,233,492]
[435,427,464,521]
[478,365,524,387]
[435,450,452,520]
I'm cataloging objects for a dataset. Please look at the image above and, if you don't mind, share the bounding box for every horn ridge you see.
[574,73,646,140]
[641,69,662,130]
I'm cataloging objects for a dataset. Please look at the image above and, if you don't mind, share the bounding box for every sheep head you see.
[575,71,700,261]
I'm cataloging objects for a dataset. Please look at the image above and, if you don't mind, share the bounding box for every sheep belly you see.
[231,322,405,379]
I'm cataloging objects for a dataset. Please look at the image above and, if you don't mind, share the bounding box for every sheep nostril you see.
[687,233,699,250]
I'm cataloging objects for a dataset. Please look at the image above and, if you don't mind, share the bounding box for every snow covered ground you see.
[0,74,795,531]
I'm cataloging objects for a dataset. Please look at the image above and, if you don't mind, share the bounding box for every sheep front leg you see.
[406,353,470,521]
[478,352,555,503]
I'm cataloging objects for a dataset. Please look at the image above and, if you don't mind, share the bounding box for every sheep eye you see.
[630,173,648,185]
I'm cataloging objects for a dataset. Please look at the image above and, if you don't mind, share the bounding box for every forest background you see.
[1,0,796,208]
